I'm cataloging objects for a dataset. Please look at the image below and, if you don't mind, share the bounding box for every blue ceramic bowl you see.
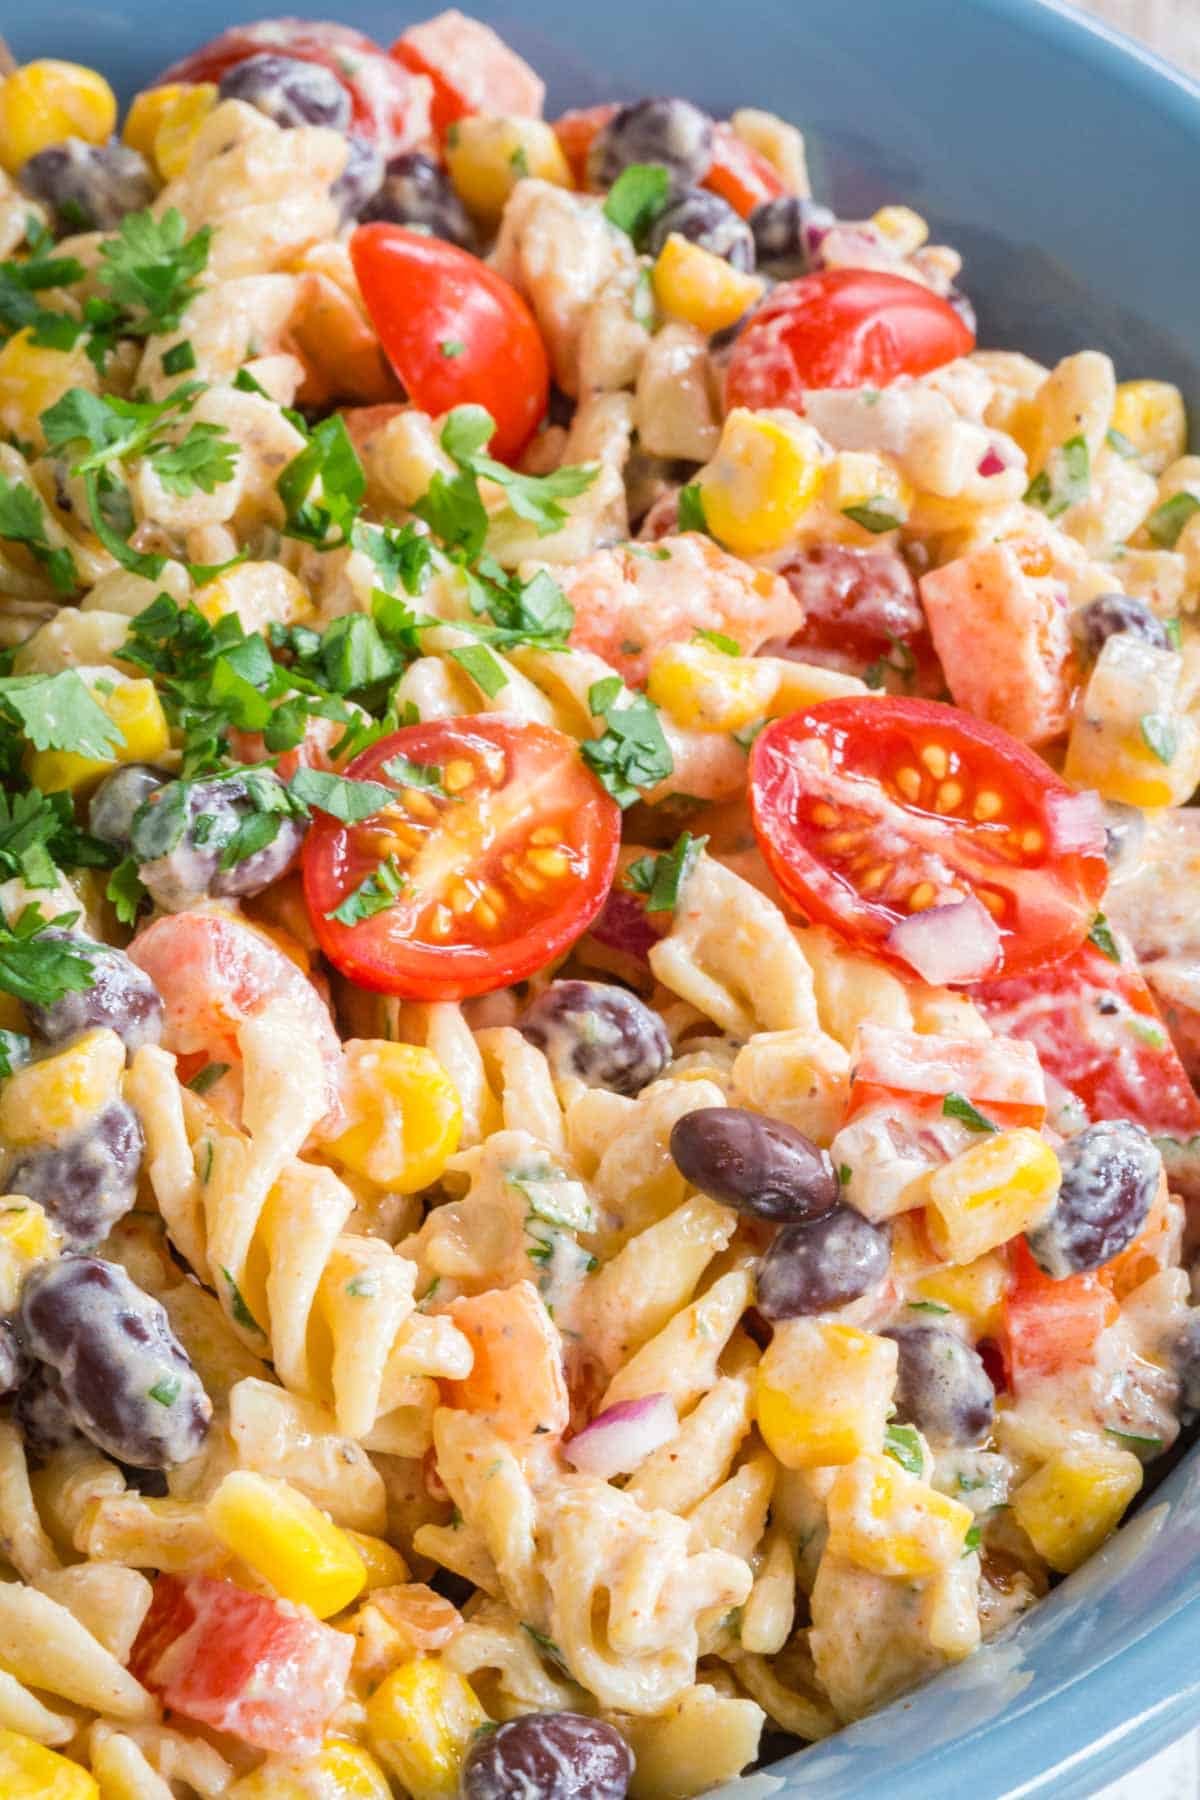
[10,0,1200,1791]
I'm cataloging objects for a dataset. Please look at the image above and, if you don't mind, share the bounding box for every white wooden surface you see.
[1077,0,1200,75]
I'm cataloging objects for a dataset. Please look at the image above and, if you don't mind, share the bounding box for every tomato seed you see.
[895,767,921,801]
[935,779,964,812]
[920,743,949,778]
[443,758,476,794]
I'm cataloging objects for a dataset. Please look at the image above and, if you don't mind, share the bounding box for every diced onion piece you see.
[1044,786,1106,857]
[563,1394,678,1477]
[887,893,1002,985]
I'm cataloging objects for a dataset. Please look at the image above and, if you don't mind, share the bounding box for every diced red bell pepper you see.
[1001,1238,1118,1392]
[703,121,788,217]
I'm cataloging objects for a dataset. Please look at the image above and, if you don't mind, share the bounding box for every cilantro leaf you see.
[288,766,395,823]
[0,1029,31,1079]
[907,1299,951,1315]
[624,830,706,913]
[963,1522,983,1554]
[677,483,708,534]
[449,641,508,698]
[582,679,674,807]
[1106,1428,1163,1457]
[326,853,408,924]
[97,208,212,337]
[0,474,77,593]
[383,754,446,795]
[277,414,366,547]
[0,904,97,1006]
[603,163,671,243]
[1088,912,1121,963]
[105,856,148,926]
[429,405,598,544]
[1146,491,1200,550]
[883,1422,924,1476]
[692,629,739,655]
[942,1091,998,1133]
[1024,434,1090,518]
[0,670,123,757]
[150,421,238,497]
[1105,427,1139,459]
[466,562,574,647]
[842,497,907,533]
[353,520,432,596]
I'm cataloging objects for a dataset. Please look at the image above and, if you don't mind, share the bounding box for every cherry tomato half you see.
[725,267,975,410]
[156,18,430,155]
[350,224,550,463]
[749,698,1107,981]
[391,11,544,138]
[302,717,622,1000]
[703,121,788,217]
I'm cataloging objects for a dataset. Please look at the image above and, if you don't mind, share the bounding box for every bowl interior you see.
[7,0,1200,1792]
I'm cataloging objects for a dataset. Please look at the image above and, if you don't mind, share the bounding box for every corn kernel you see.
[122,83,197,157]
[871,205,929,255]
[696,408,823,556]
[30,676,170,795]
[0,329,98,452]
[194,563,312,631]
[1064,633,1200,809]
[0,1727,98,1798]
[446,113,572,225]
[646,640,778,731]
[1012,1444,1142,1574]
[207,1471,367,1618]
[366,1656,488,1799]
[926,1128,1059,1264]
[230,1740,391,1799]
[326,1040,462,1193]
[0,1028,125,1147]
[756,1319,897,1469]
[343,1530,410,1591]
[1111,380,1187,475]
[0,1198,62,1312]
[827,1451,973,1577]
[914,1251,1012,1334]
[823,450,913,533]
[0,61,116,175]
[652,235,765,336]
[149,83,218,181]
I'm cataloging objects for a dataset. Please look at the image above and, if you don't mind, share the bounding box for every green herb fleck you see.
[1146,491,1200,550]
[942,1091,997,1133]
[326,854,408,925]
[602,162,671,243]
[623,830,706,913]
[1139,712,1178,765]
[883,1422,924,1477]
[1024,433,1090,518]
[582,678,673,807]
[677,482,709,535]
[1088,913,1121,963]
[186,1061,230,1095]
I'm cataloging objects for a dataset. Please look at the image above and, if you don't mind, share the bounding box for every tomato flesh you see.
[1002,1237,1118,1391]
[703,121,787,216]
[391,12,544,138]
[157,19,431,155]
[977,936,1200,1138]
[552,103,617,186]
[844,1023,1046,1130]
[725,268,975,411]
[350,224,550,463]
[749,698,1107,981]
[130,1573,352,1755]
[303,717,621,1001]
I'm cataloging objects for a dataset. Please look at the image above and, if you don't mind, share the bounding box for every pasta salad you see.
[0,10,1196,1796]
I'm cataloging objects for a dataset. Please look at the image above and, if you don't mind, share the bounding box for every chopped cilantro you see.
[1145,491,1200,550]
[277,413,366,547]
[1106,1428,1163,1456]
[907,1299,951,1315]
[150,421,237,497]
[1139,712,1178,765]
[732,717,768,754]
[96,208,212,339]
[1165,616,1183,650]
[692,628,739,655]
[433,404,598,548]
[1128,1016,1166,1050]
[105,856,148,925]
[963,1522,983,1554]
[148,1376,181,1406]
[449,641,508,698]
[1105,426,1139,459]
[942,1091,997,1133]
[842,497,907,533]
[521,1623,568,1671]
[353,520,432,597]
[1088,912,1121,963]
[677,482,708,535]
[510,143,530,177]
[0,904,96,1007]
[464,560,574,647]
[162,339,197,375]
[440,337,466,358]
[623,829,706,913]
[0,474,78,593]
[0,670,123,758]
[603,162,671,243]
[326,854,408,925]
[1024,433,1090,518]
[220,1266,264,1335]
[581,678,674,807]
[384,754,446,795]
[288,766,396,824]
[838,1163,852,1185]
[0,1029,31,1079]
[883,1423,924,1476]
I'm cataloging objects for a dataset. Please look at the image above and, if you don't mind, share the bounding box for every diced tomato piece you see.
[977,936,1200,1138]
[703,121,788,217]
[845,1023,1047,1129]
[552,102,617,187]
[130,1574,353,1755]
[1002,1237,1118,1390]
[443,1281,569,1441]
[392,8,545,137]
[779,543,940,693]
[227,712,351,785]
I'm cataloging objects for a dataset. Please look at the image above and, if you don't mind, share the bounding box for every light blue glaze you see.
[7,0,1200,1790]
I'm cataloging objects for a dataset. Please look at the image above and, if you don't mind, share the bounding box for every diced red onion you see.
[1044,786,1106,857]
[977,446,1007,478]
[887,893,1002,985]
[563,1394,678,1478]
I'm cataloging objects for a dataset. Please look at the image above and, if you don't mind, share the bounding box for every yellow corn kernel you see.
[0,1028,126,1148]
[652,234,765,336]
[230,1740,392,1799]
[926,1128,1059,1264]
[827,1450,973,1577]
[343,1530,410,1592]
[0,1728,98,1798]
[366,1656,488,1800]
[0,1199,62,1312]
[206,1471,367,1619]
[194,563,312,631]
[0,328,98,451]
[696,408,823,556]
[1111,380,1187,475]
[1064,634,1200,809]
[446,114,571,225]
[1012,1444,1142,1574]
[0,62,116,175]
[871,204,929,255]
[149,83,218,181]
[30,676,170,796]
[122,83,196,157]
[823,450,913,534]
[914,1251,1012,1335]
[327,1040,462,1193]
[756,1319,897,1470]
[646,640,778,732]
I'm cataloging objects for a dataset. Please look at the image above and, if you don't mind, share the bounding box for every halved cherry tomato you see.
[391,11,544,138]
[302,717,621,1000]
[725,268,975,410]
[1002,1237,1118,1391]
[749,698,1107,981]
[779,543,941,695]
[130,1573,353,1755]
[977,936,1200,1137]
[552,102,617,187]
[844,1023,1046,1130]
[156,18,431,155]
[704,121,787,217]
[350,223,549,463]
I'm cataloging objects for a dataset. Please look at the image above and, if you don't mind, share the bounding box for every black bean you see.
[1070,593,1170,661]
[5,1100,144,1249]
[1102,801,1145,873]
[332,134,385,222]
[883,1324,995,1446]
[669,1107,839,1222]
[756,1206,891,1317]
[88,763,171,850]
[1027,1119,1161,1278]
[361,150,476,247]
[131,772,307,911]
[25,936,162,1055]
[461,1712,633,1800]
[587,97,714,192]
[645,187,755,270]
[750,195,835,272]
[0,1319,28,1398]
[519,980,670,1096]
[20,1255,211,1469]
[218,53,351,130]
[14,1366,85,1459]
[19,139,157,232]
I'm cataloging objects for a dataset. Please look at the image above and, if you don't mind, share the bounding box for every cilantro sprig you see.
[624,830,706,913]
[0,474,78,593]
[326,853,408,925]
[0,905,97,1007]
[414,406,598,559]
[582,676,674,807]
